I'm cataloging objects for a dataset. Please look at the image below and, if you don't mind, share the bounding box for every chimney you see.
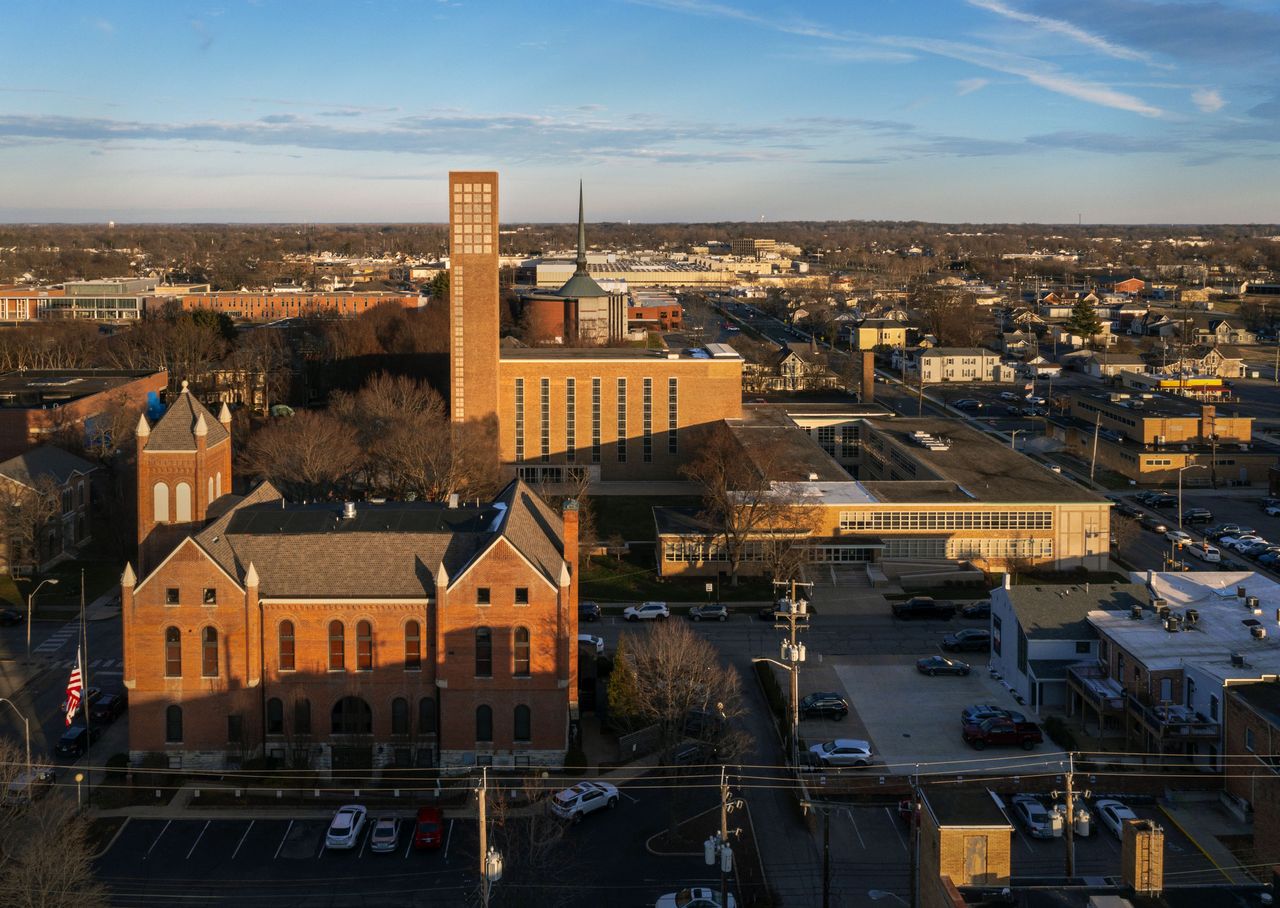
[448,492,459,509]
[561,499,579,578]
[1122,819,1164,897]
[860,350,875,404]
[341,502,356,519]
[1003,573,1012,590]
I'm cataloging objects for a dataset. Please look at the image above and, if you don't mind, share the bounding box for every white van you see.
[1189,542,1221,563]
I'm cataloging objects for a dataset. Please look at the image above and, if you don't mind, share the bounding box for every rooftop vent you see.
[1157,605,1171,620]
[1164,617,1182,633]
[1253,626,1268,640]
[341,502,356,520]
[1238,586,1248,599]
[1248,596,1261,610]
[1232,653,1246,668]
[1152,598,1168,610]
[1185,609,1199,627]
[1130,604,1143,620]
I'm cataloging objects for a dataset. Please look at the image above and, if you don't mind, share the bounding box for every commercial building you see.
[124,385,580,772]
[177,291,421,321]
[39,278,155,320]
[0,287,55,321]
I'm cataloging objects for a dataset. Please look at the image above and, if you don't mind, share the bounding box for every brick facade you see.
[178,292,420,321]
[1225,685,1280,866]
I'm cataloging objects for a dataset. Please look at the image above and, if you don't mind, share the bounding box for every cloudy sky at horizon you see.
[1,0,1278,224]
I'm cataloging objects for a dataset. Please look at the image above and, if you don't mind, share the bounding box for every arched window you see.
[153,482,169,523]
[208,477,214,503]
[356,620,373,671]
[514,705,531,742]
[278,620,295,672]
[331,696,372,735]
[164,627,181,677]
[216,472,222,497]
[328,620,344,671]
[201,627,219,677]
[418,697,437,735]
[513,627,530,677]
[294,698,312,735]
[391,697,409,735]
[165,705,183,743]
[175,482,192,522]
[475,627,492,678]
[476,705,493,743]
[266,697,284,735]
[404,620,421,671]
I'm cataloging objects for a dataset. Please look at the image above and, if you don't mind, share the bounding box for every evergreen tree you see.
[1067,297,1103,341]
[605,634,644,732]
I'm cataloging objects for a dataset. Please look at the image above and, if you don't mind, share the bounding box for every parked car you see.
[60,686,101,715]
[0,607,21,626]
[962,717,1043,750]
[1182,508,1213,524]
[799,692,849,720]
[1140,516,1169,534]
[1094,799,1139,839]
[1226,535,1268,553]
[942,629,991,653]
[960,705,1024,725]
[689,603,728,622]
[1000,391,1021,401]
[960,600,991,619]
[90,691,127,724]
[1258,498,1280,513]
[579,601,601,622]
[1165,529,1192,545]
[1266,505,1280,518]
[413,806,444,850]
[1207,524,1253,541]
[2,767,55,806]
[325,805,367,850]
[577,634,605,656]
[369,816,399,853]
[952,398,983,411]
[1242,542,1277,559]
[655,888,736,908]
[623,602,669,622]
[1011,795,1057,839]
[917,655,971,676]
[54,724,100,758]
[550,781,619,822]
[1148,495,1177,510]
[1260,551,1280,568]
[808,738,874,768]
[892,597,956,620]
[1116,503,1143,519]
[1187,543,1221,563]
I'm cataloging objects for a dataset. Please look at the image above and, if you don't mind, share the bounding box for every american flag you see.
[64,647,83,727]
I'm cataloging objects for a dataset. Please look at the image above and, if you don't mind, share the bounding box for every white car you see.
[1267,505,1280,518]
[1227,535,1267,553]
[1164,529,1192,544]
[808,738,874,768]
[1094,798,1139,839]
[369,816,398,853]
[1188,542,1221,563]
[623,601,670,622]
[325,804,368,850]
[550,781,619,822]
[1000,391,1021,401]
[1010,795,1056,839]
[578,634,605,656]
[656,889,736,908]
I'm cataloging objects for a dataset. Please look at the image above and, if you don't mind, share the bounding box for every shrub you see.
[564,741,588,772]
[1043,715,1078,752]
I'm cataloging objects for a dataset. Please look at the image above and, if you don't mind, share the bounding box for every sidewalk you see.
[1159,796,1254,884]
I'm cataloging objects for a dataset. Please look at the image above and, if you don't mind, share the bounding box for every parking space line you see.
[843,809,866,849]
[358,823,370,859]
[442,819,454,862]
[231,820,254,860]
[274,820,293,860]
[404,827,414,858]
[185,820,210,860]
[884,806,909,855]
[143,820,172,860]
[619,790,639,804]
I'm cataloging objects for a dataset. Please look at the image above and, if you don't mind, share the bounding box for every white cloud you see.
[1192,88,1225,113]
[956,78,990,96]
[967,0,1160,66]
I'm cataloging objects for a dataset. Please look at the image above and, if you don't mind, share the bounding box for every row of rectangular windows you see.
[838,510,1053,531]
[515,376,680,464]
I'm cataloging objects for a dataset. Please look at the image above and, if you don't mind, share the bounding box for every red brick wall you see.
[179,293,418,320]
[136,431,232,575]
[1225,689,1280,866]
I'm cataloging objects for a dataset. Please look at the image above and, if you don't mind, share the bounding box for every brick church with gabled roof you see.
[123,385,579,772]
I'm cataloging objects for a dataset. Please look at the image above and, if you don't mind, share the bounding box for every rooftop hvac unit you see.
[1232,653,1246,668]
[1152,598,1168,609]
[1253,626,1268,640]
[1185,609,1199,626]
[1238,586,1248,599]
[1130,604,1144,620]
[1248,596,1261,609]
[1155,435,1166,446]
[1164,617,1182,633]
[1157,605,1171,620]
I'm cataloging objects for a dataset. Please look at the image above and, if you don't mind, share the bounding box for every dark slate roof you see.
[146,387,228,451]
[1007,583,1146,640]
[921,788,1010,828]
[0,445,97,488]
[186,479,564,600]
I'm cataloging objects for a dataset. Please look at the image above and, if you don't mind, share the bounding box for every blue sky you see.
[1,0,1278,223]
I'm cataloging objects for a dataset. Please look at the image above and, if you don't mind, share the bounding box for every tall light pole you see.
[0,697,31,779]
[25,577,59,663]
[1177,463,1206,530]
[1009,429,1022,451]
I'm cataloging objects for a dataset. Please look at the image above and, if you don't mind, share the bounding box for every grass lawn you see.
[580,548,773,604]
[17,559,123,615]
[590,496,703,543]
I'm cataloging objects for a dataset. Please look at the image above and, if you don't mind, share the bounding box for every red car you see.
[413,806,444,850]
[962,717,1043,751]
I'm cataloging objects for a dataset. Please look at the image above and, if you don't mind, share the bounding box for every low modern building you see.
[39,278,156,320]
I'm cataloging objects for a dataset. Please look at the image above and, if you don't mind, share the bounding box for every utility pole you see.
[705,768,736,908]
[478,768,488,908]
[1090,413,1101,482]
[771,579,812,768]
[908,770,921,908]
[823,805,831,908]
[1063,755,1076,878]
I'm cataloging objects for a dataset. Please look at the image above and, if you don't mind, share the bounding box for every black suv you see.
[799,692,849,719]
[579,601,601,623]
[55,725,101,759]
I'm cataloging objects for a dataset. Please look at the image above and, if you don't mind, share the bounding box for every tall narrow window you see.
[616,378,627,462]
[476,705,493,743]
[278,620,295,671]
[164,626,181,677]
[216,472,222,497]
[475,627,493,677]
[328,620,344,671]
[356,620,373,671]
[391,697,409,735]
[668,377,679,454]
[295,698,312,735]
[642,377,653,463]
[514,378,525,463]
[201,626,219,678]
[565,378,576,462]
[266,697,284,735]
[153,482,169,523]
[404,620,421,671]
[208,477,214,503]
[175,482,192,522]
[513,627,531,677]
[514,705,532,742]
[165,705,183,743]
[540,377,550,463]
[419,696,437,735]
[591,377,602,463]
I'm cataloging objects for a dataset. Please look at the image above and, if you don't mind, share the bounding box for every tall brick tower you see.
[448,171,500,424]
[136,381,233,573]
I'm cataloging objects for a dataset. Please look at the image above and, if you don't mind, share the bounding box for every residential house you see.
[1164,345,1247,379]
[743,343,841,393]
[1191,318,1256,347]
[1001,331,1035,358]
[905,347,1014,384]
[851,318,911,350]
[1224,682,1280,865]
[0,445,97,574]
[1082,351,1149,379]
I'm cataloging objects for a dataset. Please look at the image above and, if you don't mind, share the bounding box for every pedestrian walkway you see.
[52,656,124,674]
[31,620,79,655]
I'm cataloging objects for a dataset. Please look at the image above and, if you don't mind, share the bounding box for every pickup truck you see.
[962,717,1044,750]
[891,596,956,620]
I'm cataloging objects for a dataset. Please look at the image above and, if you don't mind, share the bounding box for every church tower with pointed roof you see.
[136,381,233,573]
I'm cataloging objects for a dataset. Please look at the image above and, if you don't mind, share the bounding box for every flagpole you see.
[80,568,91,807]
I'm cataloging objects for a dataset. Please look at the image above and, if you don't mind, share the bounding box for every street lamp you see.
[0,697,31,780]
[25,577,59,663]
[1177,464,1207,530]
[1010,429,1023,451]
[74,772,84,810]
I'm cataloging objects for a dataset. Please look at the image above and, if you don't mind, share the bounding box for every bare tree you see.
[0,474,64,575]
[242,410,360,500]
[484,776,579,908]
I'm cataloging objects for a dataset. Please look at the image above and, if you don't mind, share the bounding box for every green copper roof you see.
[558,270,609,298]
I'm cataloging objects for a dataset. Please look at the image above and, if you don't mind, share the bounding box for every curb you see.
[643,804,719,857]
[89,815,131,860]
[1157,802,1233,883]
